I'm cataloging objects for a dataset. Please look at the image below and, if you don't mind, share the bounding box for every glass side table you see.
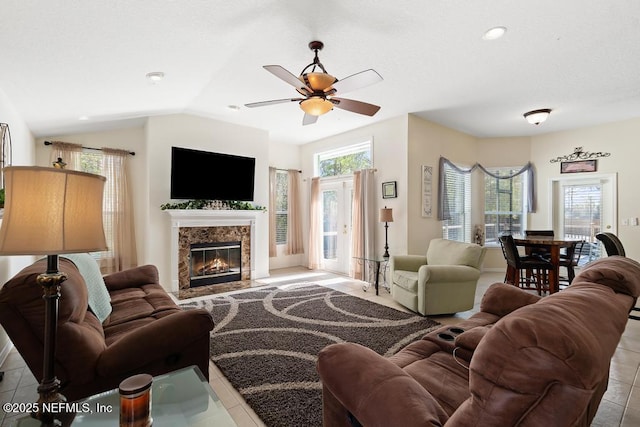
[13,366,236,427]
[352,256,390,295]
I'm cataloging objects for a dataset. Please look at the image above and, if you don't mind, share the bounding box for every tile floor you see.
[1,268,639,426]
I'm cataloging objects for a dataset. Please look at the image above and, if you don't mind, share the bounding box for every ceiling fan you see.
[245,41,383,125]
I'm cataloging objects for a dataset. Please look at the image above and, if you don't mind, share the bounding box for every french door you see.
[320,179,353,274]
[551,173,617,260]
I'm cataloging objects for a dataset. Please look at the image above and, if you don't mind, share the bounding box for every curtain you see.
[438,156,535,220]
[100,148,137,273]
[307,177,322,269]
[49,141,83,170]
[351,168,376,280]
[268,167,277,257]
[50,142,137,273]
[285,169,304,255]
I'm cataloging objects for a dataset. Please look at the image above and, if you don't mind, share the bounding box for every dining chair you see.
[499,234,554,295]
[595,233,638,320]
[596,232,626,257]
[559,240,587,286]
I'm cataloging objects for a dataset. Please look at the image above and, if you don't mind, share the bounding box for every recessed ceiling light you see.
[146,71,165,83]
[483,26,507,40]
[227,105,241,111]
[78,115,89,121]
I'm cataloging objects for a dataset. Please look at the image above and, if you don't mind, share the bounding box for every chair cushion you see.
[62,253,112,323]
[427,239,484,268]
[393,270,419,293]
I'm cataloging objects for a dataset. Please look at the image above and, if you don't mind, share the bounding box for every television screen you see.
[170,146,255,201]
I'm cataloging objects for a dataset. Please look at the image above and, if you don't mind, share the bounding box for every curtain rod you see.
[271,167,302,173]
[44,140,135,156]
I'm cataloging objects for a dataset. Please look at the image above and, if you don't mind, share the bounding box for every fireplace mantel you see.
[166,209,263,292]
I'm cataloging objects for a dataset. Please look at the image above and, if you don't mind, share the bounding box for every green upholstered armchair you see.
[390,238,486,315]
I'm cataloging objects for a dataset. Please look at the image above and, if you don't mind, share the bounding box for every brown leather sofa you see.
[317,256,640,426]
[0,258,214,401]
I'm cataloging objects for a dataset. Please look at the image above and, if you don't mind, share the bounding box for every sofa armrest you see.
[317,342,448,427]
[418,264,480,284]
[103,265,160,291]
[391,255,428,273]
[479,283,541,317]
[96,309,214,376]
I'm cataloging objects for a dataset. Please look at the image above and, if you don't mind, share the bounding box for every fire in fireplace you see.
[190,241,241,287]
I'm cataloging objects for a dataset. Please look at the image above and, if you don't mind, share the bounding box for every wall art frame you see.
[421,165,433,217]
[561,160,597,174]
[382,181,397,199]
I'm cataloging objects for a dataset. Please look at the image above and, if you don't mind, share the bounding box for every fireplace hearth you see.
[190,241,241,287]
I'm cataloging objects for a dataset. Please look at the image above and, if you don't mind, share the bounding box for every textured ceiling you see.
[1,0,640,145]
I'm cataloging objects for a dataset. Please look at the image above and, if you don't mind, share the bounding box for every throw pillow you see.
[62,253,112,323]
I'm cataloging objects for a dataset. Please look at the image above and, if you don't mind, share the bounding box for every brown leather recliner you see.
[317,256,640,426]
[0,258,214,401]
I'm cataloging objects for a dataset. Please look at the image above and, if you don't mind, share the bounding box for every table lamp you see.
[0,166,107,425]
[379,207,393,259]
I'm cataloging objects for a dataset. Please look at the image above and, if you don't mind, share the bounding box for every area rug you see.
[180,284,440,427]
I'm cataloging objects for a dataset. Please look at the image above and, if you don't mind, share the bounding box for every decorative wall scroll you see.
[549,146,610,163]
[421,165,433,217]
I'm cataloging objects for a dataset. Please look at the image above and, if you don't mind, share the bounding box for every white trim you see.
[547,173,618,235]
[165,209,261,292]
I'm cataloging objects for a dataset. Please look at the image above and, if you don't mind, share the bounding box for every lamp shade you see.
[300,96,334,116]
[379,207,394,223]
[0,166,108,255]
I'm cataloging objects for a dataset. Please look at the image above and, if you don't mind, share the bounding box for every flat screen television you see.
[170,146,255,201]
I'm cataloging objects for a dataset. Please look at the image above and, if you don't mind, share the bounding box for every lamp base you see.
[33,261,67,426]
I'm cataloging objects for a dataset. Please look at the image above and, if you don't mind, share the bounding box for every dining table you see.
[513,236,581,294]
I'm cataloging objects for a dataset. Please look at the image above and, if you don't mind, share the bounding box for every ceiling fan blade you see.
[331,97,381,116]
[331,69,383,95]
[264,65,312,94]
[302,113,318,126]
[244,98,303,108]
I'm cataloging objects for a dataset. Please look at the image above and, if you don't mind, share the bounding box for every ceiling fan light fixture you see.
[524,108,552,125]
[301,72,336,92]
[300,97,333,116]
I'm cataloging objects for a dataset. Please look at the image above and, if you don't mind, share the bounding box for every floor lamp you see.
[380,207,394,259]
[0,166,107,425]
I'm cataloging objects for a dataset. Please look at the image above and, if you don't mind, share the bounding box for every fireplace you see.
[167,209,267,295]
[190,241,241,287]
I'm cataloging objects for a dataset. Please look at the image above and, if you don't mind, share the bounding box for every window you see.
[484,167,528,245]
[442,163,471,242]
[79,151,114,261]
[315,141,372,178]
[275,170,288,245]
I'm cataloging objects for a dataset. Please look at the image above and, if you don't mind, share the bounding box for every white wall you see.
[268,141,304,270]
[406,115,477,255]
[299,115,408,264]
[145,114,270,288]
[34,126,148,263]
[0,88,36,362]
[529,117,640,260]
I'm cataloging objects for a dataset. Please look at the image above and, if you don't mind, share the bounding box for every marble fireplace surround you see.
[166,209,259,293]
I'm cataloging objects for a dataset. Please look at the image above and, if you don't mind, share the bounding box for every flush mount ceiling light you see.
[524,108,552,125]
[483,26,507,40]
[145,71,165,83]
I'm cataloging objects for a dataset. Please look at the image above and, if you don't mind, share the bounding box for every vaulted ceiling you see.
[1,0,639,145]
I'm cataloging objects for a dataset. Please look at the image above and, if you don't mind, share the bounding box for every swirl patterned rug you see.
[180,284,440,427]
